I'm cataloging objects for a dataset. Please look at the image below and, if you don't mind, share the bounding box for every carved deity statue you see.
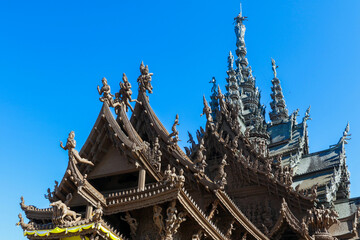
[153,137,162,171]
[166,200,178,230]
[153,205,164,236]
[228,51,234,70]
[164,200,187,240]
[306,205,339,233]
[339,122,351,144]
[214,154,228,189]
[200,95,213,125]
[60,131,94,166]
[92,202,103,221]
[115,73,141,112]
[304,105,311,121]
[209,77,217,93]
[164,165,172,184]
[234,12,247,46]
[97,77,115,106]
[121,211,138,239]
[217,85,229,115]
[164,165,185,188]
[193,139,207,175]
[168,114,180,144]
[185,131,196,156]
[208,199,219,220]
[192,230,204,240]
[177,169,185,187]
[271,58,278,79]
[225,219,236,238]
[137,61,153,94]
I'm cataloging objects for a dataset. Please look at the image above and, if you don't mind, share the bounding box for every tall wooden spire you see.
[233,9,267,136]
[269,58,289,123]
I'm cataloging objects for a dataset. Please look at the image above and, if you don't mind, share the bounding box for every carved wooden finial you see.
[138,61,153,94]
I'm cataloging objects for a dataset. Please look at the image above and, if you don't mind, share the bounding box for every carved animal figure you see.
[16,213,33,230]
[50,200,81,224]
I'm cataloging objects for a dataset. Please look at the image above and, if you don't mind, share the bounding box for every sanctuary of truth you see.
[17,8,360,240]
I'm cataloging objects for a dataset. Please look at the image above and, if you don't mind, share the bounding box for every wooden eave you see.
[104,182,180,215]
[20,201,53,221]
[103,179,270,240]
[52,155,106,208]
[329,212,358,239]
[21,219,125,240]
[100,180,230,239]
[209,126,315,211]
[215,190,269,240]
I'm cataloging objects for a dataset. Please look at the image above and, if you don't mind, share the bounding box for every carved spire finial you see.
[228,51,234,70]
[271,58,278,79]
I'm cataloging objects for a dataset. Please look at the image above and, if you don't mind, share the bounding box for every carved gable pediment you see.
[88,147,137,180]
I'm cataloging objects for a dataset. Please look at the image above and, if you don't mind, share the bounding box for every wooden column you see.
[85,205,93,219]
[138,168,146,191]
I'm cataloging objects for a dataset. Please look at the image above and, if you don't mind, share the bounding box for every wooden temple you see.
[17,9,360,240]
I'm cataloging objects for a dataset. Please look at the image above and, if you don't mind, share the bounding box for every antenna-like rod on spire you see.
[240,2,242,16]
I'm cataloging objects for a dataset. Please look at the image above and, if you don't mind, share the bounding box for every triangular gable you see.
[87,146,137,179]
[78,102,161,181]
[269,198,312,240]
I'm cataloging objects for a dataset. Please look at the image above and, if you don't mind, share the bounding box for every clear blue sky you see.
[1,1,360,239]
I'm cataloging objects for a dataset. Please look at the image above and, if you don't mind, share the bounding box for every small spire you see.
[209,77,219,119]
[228,51,234,70]
[303,106,311,121]
[271,58,278,79]
[269,58,288,123]
[209,77,217,93]
[339,122,351,145]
